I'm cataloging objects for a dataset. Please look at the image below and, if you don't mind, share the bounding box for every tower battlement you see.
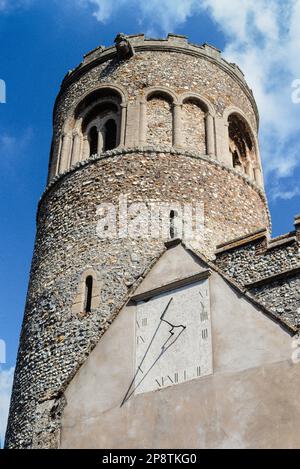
[63,33,251,92]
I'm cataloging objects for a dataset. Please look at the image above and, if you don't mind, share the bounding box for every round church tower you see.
[6,33,270,448]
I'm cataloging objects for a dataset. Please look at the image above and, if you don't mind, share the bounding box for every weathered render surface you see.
[5,33,299,449]
[60,246,299,449]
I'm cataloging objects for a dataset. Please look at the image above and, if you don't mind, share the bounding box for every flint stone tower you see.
[5,34,300,449]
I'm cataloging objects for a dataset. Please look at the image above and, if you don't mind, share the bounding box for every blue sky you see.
[0,0,300,444]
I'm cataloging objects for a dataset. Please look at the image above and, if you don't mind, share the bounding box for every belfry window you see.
[228,114,256,176]
[89,126,98,156]
[104,119,117,151]
[80,95,121,160]
[84,276,93,313]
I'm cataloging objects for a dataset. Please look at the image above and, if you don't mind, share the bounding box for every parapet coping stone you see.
[215,228,268,254]
[267,235,297,251]
[216,226,299,256]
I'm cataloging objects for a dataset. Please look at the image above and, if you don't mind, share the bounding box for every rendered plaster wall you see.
[60,263,297,449]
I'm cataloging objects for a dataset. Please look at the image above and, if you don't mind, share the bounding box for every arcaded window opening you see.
[82,101,120,157]
[75,88,122,119]
[82,102,119,134]
[228,114,256,176]
[88,126,98,156]
[104,119,117,151]
[232,150,242,169]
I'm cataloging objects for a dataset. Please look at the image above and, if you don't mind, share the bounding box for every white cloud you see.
[0,0,34,12]
[76,0,118,22]
[0,127,33,164]
[138,0,199,34]
[81,0,200,31]
[0,367,14,447]
[271,186,300,201]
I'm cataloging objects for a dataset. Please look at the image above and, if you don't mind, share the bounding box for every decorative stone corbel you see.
[114,33,135,61]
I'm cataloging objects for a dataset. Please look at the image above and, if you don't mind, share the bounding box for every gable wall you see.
[60,247,299,449]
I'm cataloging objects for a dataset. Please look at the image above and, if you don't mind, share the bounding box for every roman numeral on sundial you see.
[121,297,186,406]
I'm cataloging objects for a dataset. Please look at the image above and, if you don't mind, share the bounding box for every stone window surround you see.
[55,84,261,186]
[72,268,101,315]
[224,106,263,186]
[85,111,120,157]
[57,95,123,173]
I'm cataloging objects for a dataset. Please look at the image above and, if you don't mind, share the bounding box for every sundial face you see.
[122,278,213,405]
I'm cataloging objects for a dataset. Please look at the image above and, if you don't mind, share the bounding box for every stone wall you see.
[249,275,300,328]
[54,49,256,131]
[215,230,300,327]
[215,235,299,286]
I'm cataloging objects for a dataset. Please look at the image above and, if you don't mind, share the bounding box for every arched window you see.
[88,126,98,156]
[84,276,93,313]
[228,114,256,176]
[104,119,117,151]
[72,269,100,315]
[79,90,122,161]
